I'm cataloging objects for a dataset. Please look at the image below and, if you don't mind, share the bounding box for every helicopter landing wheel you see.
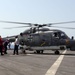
[35,50,43,54]
[41,50,44,54]
[36,50,40,54]
[34,51,36,53]
[55,50,60,54]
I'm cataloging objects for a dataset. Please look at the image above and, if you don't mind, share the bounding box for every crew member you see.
[71,36,74,40]
[13,36,19,55]
[0,36,4,55]
[4,39,8,54]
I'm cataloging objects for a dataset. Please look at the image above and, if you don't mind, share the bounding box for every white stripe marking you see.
[45,50,66,75]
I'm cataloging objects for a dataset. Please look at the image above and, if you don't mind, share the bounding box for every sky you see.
[0,0,75,38]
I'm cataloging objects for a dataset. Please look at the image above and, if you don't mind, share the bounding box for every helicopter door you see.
[28,34,41,46]
[40,33,51,46]
[52,32,60,45]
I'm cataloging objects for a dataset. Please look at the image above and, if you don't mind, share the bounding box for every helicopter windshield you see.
[53,31,69,39]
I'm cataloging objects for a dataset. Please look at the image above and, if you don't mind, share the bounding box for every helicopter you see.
[1,20,75,54]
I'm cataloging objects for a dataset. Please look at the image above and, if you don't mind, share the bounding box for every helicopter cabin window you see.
[27,35,33,41]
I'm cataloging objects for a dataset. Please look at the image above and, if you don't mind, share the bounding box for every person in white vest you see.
[13,36,19,55]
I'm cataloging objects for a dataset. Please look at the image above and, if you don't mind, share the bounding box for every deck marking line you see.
[45,50,66,75]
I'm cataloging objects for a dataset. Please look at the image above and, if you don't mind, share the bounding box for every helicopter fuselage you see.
[18,29,75,54]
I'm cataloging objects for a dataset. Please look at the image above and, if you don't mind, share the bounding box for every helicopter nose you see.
[65,39,75,46]
[65,39,70,45]
[59,39,67,45]
[59,39,74,45]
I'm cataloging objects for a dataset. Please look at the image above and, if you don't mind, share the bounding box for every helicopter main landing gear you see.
[54,50,60,54]
[34,50,44,54]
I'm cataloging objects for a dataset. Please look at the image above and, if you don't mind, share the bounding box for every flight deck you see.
[0,50,75,75]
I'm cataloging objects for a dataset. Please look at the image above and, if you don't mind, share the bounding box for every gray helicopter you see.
[1,20,75,54]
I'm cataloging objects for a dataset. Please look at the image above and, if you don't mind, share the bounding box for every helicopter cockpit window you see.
[60,33,65,39]
[53,32,59,38]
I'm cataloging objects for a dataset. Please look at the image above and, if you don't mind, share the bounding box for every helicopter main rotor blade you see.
[1,20,75,25]
[1,20,75,29]
[48,21,75,26]
[0,20,40,29]
[0,20,33,26]
[4,26,30,29]
[51,26,75,29]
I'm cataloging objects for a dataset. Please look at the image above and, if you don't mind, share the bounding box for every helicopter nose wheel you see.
[54,50,60,54]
